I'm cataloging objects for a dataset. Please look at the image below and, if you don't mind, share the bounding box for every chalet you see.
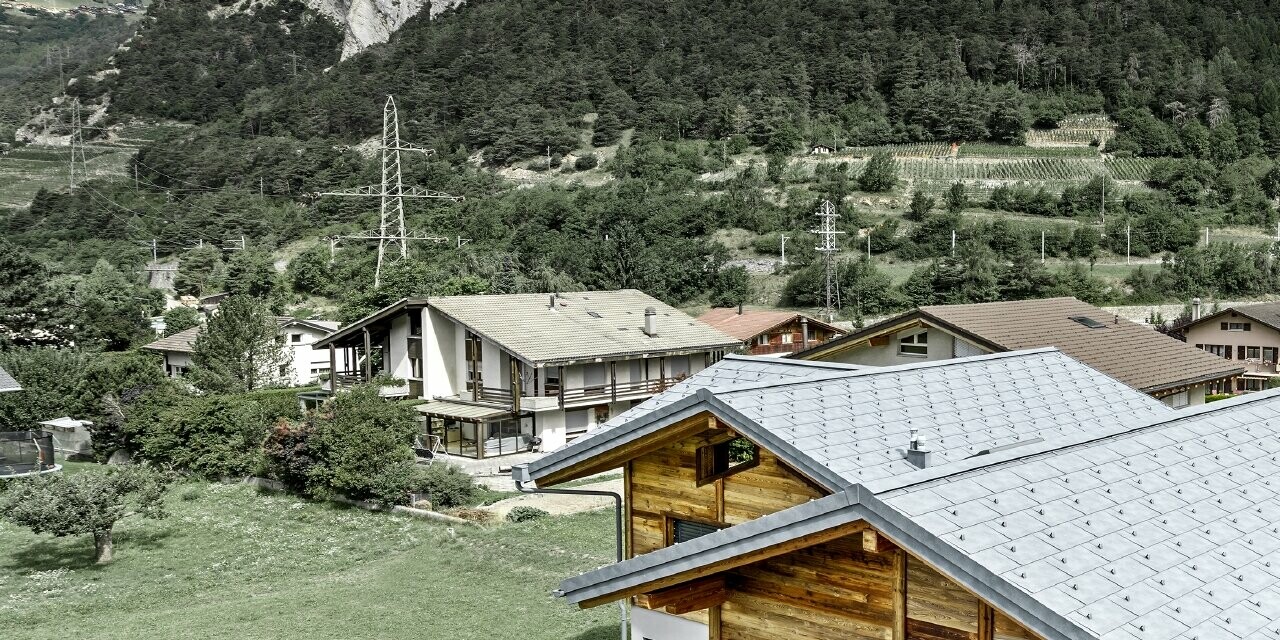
[311,290,740,457]
[141,317,347,387]
[809,144,835,155]
[697,307,844,356]
[791,297,1243,408]
[516,348,1183,640]
[0,364,20,393]
[1181,301,1280,393]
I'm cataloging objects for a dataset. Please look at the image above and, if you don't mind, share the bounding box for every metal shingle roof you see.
[880,390,1280,640]
[427,290,740,365]
[0,364,21,393]
[528,348,1172,490]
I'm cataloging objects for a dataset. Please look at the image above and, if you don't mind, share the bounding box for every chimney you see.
[548,294,556,310]
[801,316,810,348]
[906,428,933,469]
[1192,297,1202,321]
[643,307,658,337]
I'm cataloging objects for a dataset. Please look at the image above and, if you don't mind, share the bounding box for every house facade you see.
[697,307,844,356]
[518,349,1194,640]
[1181,301,1280,393]
[791,297,1243,408]
[142,317,347,387]
[311,290,739,458]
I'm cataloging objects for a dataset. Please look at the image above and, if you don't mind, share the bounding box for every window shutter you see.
[1244,323,1252,331]
[1221,322,1229,330]
[1238,346,1247,360]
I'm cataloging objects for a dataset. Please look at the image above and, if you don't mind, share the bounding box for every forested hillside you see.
[5,0,1280,334]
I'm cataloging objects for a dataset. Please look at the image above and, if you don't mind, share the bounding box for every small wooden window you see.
[696,436,758,485]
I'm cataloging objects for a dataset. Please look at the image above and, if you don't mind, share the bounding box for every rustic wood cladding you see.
[628,422,826,558]
[711,533,1041,640]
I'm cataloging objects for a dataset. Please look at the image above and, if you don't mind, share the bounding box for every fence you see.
[0,431,56,477]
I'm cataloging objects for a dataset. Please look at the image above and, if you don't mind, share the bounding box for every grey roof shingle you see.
[0,364,21,393]
[529,348,1173,490]
[141,317,340,354]
[427,290,740,365]
[878,391,1280,640]
[551,387,1280,640]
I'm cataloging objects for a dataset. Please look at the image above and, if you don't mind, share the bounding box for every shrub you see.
[506,506,550,523]
[261,419,315,494]
[574,154,599,170]
[299,385,420,504]
[411,463,478,509]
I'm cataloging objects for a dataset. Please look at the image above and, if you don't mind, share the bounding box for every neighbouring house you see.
[311,290,741,458]
[0,364,20,394]
[516,349,1181,640]
[1180,300,1280,393]
[697,307,844,356]
[790,297,1243,408]
[809,144,835,155]
[39,417,93,458]
[142,317,348,387]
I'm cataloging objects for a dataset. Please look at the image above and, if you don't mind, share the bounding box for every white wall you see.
[285,326,350,387]
[387,315,411,380]
[819,326,988,367]
[630,607,707,640]
[423,307,458,399]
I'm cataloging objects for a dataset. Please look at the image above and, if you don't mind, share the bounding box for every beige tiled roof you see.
[697,308,842,342]
[141,326,202,354]
[428,290,740,366]
[919,297,1242,393]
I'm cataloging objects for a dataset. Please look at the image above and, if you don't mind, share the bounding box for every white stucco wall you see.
[423,308,457,399]
[820,326,986,367]
[284,325,350,386]
[387,315,411,380]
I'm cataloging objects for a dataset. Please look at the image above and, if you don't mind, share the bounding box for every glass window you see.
[899,330,928,356]
[565,409,590,435]
[290,333,303,343]
[757,334,769,345]
[671,519,721,544]
[1248,346,1261,359]
[781,333,794,344]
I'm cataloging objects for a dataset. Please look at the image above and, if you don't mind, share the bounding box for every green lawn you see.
[0,477,616,639]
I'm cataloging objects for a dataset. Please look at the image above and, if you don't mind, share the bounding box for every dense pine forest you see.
[4,0,1280,341]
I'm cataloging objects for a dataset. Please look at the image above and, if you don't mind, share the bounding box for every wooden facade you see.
[592,412,1043,640]
[746,318,842,356]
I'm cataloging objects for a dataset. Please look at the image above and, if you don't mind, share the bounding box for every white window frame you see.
[898,330,928,357]
[781,333,794,345]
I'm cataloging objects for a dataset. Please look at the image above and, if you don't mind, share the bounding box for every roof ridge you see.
[719,353,863,370]
[707,347,1061,396]
[867,387,1280,494]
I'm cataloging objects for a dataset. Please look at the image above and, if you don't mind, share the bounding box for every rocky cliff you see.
[305,0,465,59]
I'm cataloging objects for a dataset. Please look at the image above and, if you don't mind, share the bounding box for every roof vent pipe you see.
[1192,297,1202,321]
[643,307,658,337]
[906,428,933,469]
[801,316,810,349]
[548,294,556,310]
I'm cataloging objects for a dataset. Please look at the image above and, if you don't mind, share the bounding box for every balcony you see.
[323,371,411,398]
[1243,360,1280,376]
[748,342,807,356]
[470,376,686,411]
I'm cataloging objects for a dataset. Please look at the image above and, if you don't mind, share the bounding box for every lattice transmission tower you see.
[68,98,88,189]
[312,96,463,287]
[811,199,844,321]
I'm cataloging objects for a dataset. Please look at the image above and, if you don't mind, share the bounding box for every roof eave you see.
[1139,366,1246,394]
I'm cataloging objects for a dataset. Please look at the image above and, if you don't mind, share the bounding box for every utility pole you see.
[1041,230,1046,264]
[149,239,158,263]
[328,236,337,264]
[312,96,463,287]
[1205,227,1210,246]
[811,200,844,321]
[779,234,790,266]
[68,98,87,189]
[1125,223,1131,265]
[866,232,871,260]
[951,229,957,256]
[1099,177,1107,237]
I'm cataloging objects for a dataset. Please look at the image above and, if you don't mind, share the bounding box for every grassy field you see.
[0,473,616,640]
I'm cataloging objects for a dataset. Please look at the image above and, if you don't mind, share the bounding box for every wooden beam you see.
[709,604,722,640]
[578,519,869,609]
[893,548,907,640]
[862,529,897,554]
[979,601,996,640]
[623,461,633,560]
[635,576,727,613]
[537,411,718,486]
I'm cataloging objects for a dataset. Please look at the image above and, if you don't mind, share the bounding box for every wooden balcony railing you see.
[472,376,686,410]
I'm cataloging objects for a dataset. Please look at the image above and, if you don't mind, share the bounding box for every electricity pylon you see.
[68,98,88,189]
[312,96,463,287]
[811,200,844,321]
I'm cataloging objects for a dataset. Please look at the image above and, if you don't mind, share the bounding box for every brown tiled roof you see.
[917,297,1242,393]
[697,308,842,342]
[1192,301,1280,332]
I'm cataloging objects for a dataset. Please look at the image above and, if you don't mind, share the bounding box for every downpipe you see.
[513,464,629,640]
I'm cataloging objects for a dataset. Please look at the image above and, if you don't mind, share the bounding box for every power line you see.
[311,95,463,288]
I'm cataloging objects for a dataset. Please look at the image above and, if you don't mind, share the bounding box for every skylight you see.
[1068,315,1106,329]
[587,311,602,319]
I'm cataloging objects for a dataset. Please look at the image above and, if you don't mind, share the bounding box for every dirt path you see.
[479,477,623,520]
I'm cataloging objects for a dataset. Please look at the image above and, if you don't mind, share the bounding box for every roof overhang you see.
[1141,366,1245,395]
[557,485,1095,640]
[789,310,1004,361]
[415,399,514,422]
[313,298,428,349]
[525,388,852,490]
